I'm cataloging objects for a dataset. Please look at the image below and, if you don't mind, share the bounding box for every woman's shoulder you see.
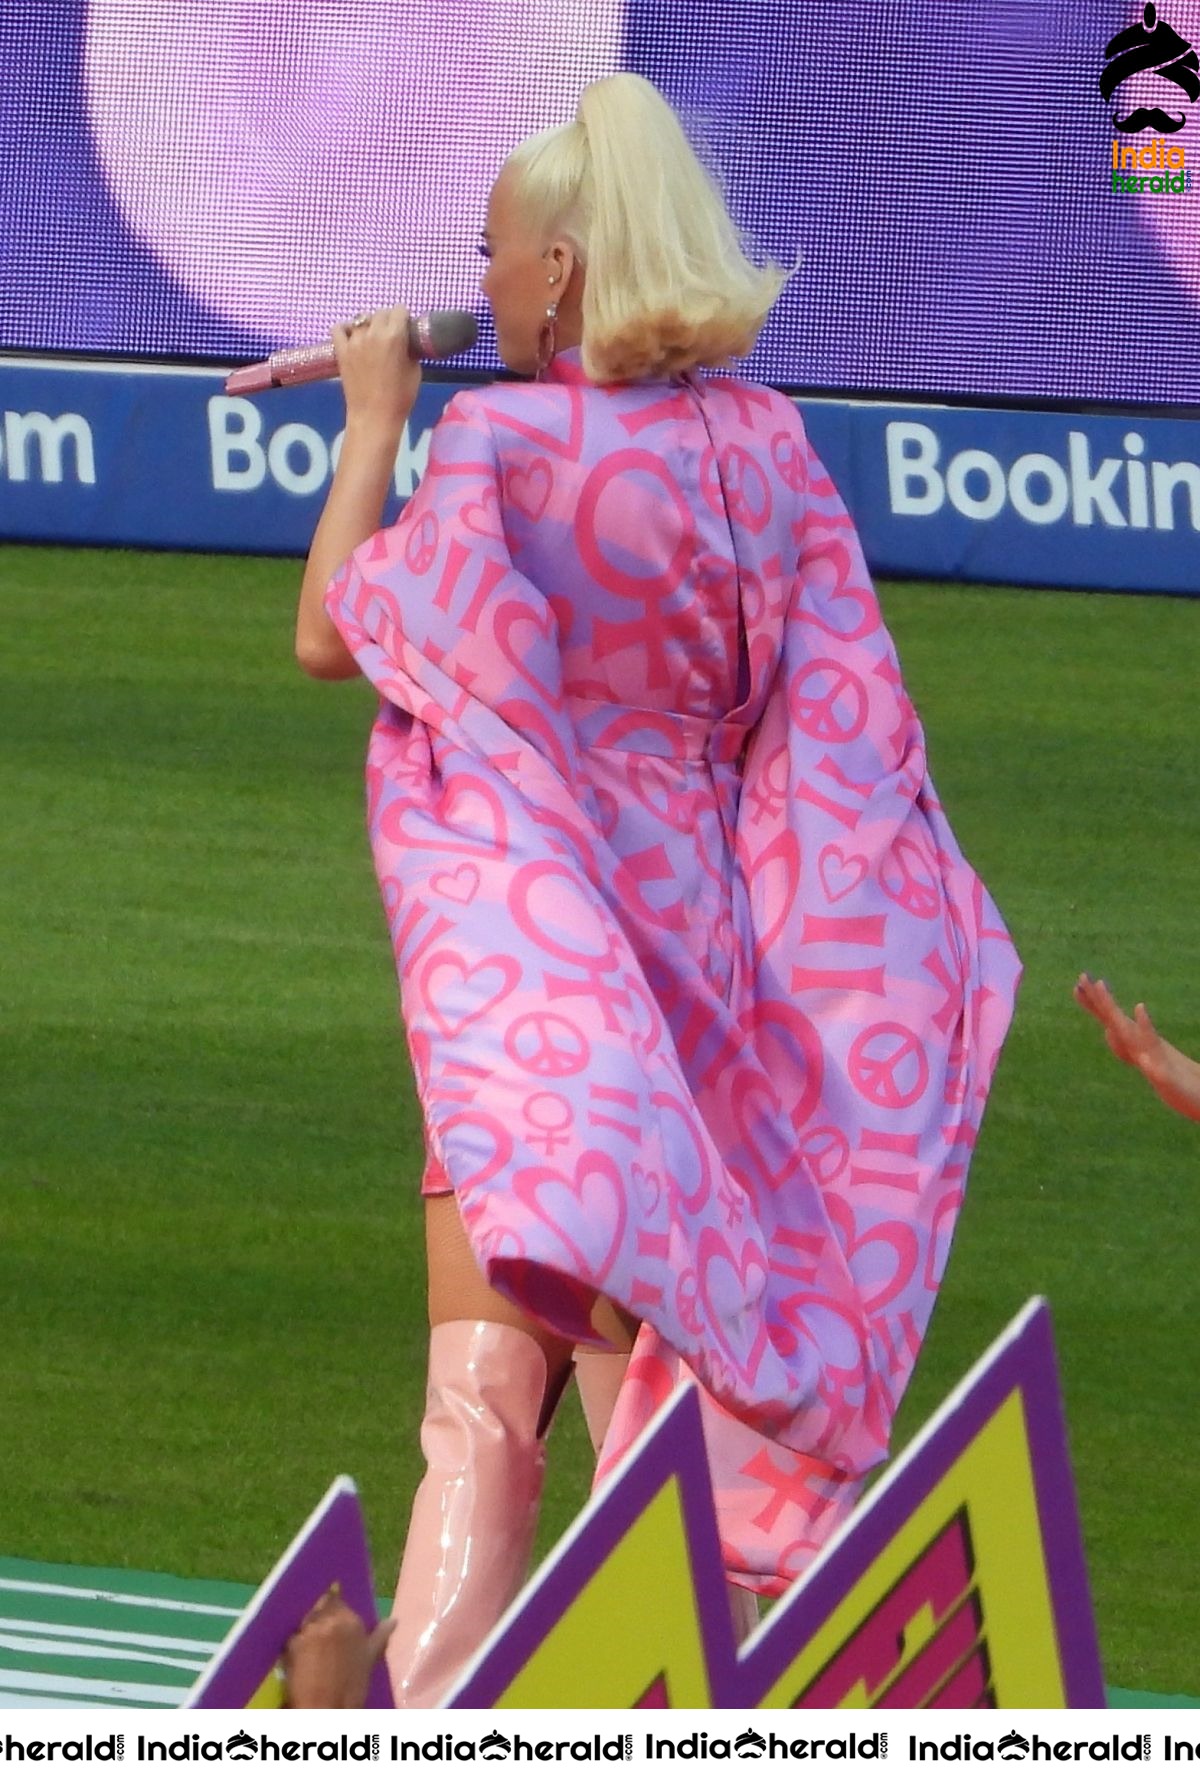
[436,377,582,439]
[433,376,601,479]
[701,370,806,429]
[433,368,808,471]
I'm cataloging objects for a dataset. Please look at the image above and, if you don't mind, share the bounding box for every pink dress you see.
[325,351,1021,1593]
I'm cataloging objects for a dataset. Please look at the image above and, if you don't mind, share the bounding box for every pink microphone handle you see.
[223,362,275,395]
[224,340,349,394]
[223,341,341,394]
[267,341,341,387]
[220,313,449,397]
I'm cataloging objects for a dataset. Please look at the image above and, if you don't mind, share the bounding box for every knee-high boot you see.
[387,1320,548,1708]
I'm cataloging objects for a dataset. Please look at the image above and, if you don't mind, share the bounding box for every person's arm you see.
[295,307,423,680]
[1074,974,1200,1122]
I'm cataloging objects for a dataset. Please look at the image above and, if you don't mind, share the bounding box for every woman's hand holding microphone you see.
[331,304,424,442]
[295,306,423,679]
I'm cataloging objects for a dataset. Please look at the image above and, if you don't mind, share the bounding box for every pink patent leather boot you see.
[387,1320,548,1708]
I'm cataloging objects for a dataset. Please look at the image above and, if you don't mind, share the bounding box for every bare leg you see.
[424,1193,576,1426]
[586,1295,640,1351]
[573,1297,637,1455]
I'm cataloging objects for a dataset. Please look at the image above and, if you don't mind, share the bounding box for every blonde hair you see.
[506,74,788,383]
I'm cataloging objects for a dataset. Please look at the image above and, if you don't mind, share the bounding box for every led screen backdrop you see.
[3,1,1199,406]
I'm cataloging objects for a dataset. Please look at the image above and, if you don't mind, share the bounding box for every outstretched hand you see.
[1074,974,1166,1074]
[1074,974,1200,1122]
[283,1586,395,1709]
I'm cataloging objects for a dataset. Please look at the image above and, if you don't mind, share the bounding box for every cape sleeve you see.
[325,390,585,800]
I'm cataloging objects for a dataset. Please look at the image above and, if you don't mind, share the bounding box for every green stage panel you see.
[0,1556,245,1709]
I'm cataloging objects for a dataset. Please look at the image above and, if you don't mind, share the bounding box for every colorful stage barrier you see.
[186,1298,1104,1711]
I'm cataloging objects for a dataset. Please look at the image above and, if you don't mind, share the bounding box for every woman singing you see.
[295,73,1020,1708]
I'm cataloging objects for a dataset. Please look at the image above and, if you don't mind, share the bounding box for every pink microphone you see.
[224,309,478,394]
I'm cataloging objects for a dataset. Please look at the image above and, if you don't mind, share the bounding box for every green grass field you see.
[1,542,1197,1696]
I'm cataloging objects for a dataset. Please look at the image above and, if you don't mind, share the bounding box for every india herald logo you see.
[1100,3,1200,133]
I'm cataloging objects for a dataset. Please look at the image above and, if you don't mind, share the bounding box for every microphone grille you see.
[425,310,479,357]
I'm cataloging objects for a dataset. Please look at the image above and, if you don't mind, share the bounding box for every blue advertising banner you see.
[1,357,1197,597]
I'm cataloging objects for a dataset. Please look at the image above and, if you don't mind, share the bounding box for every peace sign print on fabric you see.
[798,1124,852,1188]
[700,443,774,535]
[847,1024,931,1111]
[404,510,441,575]
[770,428,809,494]
[788,660,869,745]
[504,1011,592,1079]
[881,837,943,920]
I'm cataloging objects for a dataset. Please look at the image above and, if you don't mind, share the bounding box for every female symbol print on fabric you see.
[324,366,1020,1595]
[522,1092,575,1158]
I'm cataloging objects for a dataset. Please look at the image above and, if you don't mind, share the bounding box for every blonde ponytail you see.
[505,74,788,383]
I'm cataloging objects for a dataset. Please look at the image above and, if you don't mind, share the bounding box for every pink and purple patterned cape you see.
[326,351,1021,1594]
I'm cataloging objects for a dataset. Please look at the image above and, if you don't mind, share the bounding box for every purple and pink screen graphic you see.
[83,0,623,348]
[2,1,1198,404]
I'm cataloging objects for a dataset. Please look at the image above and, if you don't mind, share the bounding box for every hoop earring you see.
[536,300,559,379]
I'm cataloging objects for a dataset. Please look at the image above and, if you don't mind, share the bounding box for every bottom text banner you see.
[0,1711,1194,1780]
